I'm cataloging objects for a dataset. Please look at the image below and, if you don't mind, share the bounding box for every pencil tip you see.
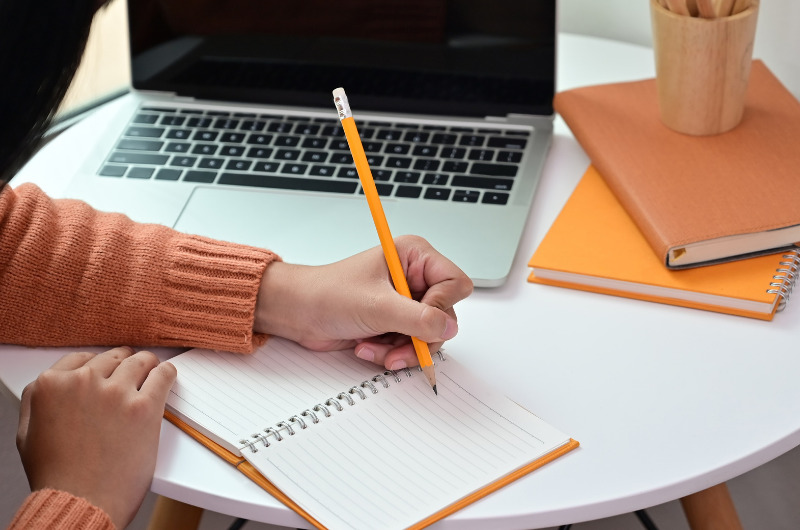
[432,385,438,396]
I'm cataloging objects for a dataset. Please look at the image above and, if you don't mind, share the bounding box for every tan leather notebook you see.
[528,166,799,320]
[163,336,578,530]
[554,60,800,269]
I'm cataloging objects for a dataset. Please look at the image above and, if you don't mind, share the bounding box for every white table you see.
[4,33,799,529]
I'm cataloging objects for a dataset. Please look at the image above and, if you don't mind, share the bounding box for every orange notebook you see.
[164,336,578,530]
[554,60,800,269]
[528,166,799,320]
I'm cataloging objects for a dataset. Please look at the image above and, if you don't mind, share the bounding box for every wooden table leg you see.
[680,483,743,530]
[146,495,204,530]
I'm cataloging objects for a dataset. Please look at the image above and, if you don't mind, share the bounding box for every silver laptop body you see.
[63,0,557,287]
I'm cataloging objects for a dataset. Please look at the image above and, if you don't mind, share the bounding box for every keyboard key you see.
[362,141,383,153]
[497,151,523,163]
[99,165,127,177]
[507,130,530,136]
[274,135,301,147]
[247,147,274,159]
[321,125,344,137]
[441,147,466,159]
[459,134,486,147]
[302,151,328,163]
[127,167,154,179]
[187,117,213,128]
[276,149,301,161]
[109,152,169,165]
[166,129,191,139]
[373,169,393,181]
[132,114,158,124]
[453,190,480,203]
[423,173,449,186]
[207,111,231,117]
[424,188,451,200]
[330,140,350,151]
[469,162,518,177]
[125,126,164,138]
[281,163,309,175]
[241,120,266,132]
[386,157,412,169]
[385,143,411,155]
[302,137,328,149]
[117,139,163,151]
[247,134,273,145]
[220,145,246,157]
[442,161,468,173]
[252,161,280,173]
[293,123,320,135]
[403,131,430,143]
[198,158,224,169]
[337,167,359,179]
[193,130,219,142]
[330,153,353,164]
[218,173,358,194]
[365,155,384,166]
[482,192,510,205]
[192,144,219,155]
[394,171,420,183]
[170,156,197,168]
[309,165,336,177]
[450,127,475,133]
[213,118,240,130]
[165,142,191,153]
[451,175,513,191]
[412,145,439,157]
[155,168,182,180]
[267,121,293,133]
[395,185,422,198]
[487,136,527,149]
[160,115,185,126]
[468,149,494,161]
[376,129,402,141]
[183,170,217,183]
[225,159,252,171]
[220,132,246,143]
[359,183,394,196]
[431,133,457,145]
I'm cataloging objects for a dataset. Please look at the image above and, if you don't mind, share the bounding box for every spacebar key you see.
[218,173,358,194]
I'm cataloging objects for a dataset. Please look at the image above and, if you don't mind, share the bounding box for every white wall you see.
[557,0,800,97]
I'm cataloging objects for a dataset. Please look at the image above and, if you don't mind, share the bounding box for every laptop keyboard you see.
[98,106,530,206]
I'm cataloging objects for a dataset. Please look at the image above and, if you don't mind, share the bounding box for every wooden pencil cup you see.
[650,0,759,135]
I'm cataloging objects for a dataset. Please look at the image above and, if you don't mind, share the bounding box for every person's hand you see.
[255,235,473,370]
[16,347,177,529]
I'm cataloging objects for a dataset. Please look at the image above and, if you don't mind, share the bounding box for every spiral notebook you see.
[528,166,800,320]
[164,336,578,530]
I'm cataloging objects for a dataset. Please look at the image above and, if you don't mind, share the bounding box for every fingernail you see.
[356,347,374,362]
[389,360,407,371]
[441,318,458,340]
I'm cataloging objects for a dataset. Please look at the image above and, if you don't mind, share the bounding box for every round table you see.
[4,33,799,529]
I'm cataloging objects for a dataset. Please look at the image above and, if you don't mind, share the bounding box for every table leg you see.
[679,483,743,530]
[146,495,204,530]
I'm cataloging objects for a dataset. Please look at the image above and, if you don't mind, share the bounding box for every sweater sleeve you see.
[0,183,279,353]
[8,489,115,530]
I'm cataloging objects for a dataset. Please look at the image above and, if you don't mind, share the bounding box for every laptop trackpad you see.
[174,187,384,265]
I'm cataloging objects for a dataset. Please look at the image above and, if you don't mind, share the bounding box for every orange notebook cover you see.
[554,60,800,269]
[162,337,579,530]
[528,166,799,320]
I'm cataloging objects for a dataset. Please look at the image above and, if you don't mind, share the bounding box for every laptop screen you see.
[127,0,556,118]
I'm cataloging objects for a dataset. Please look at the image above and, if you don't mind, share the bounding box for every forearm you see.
[0,183,279,352]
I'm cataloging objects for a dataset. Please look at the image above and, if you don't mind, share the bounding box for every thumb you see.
[378,295,458,343]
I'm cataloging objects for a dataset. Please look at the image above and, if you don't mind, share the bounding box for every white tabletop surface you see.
[4,33,800,529]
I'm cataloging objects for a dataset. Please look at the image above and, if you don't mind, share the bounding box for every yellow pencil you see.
[332,87,437,395]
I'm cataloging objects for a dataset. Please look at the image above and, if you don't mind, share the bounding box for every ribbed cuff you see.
[152,233,279,353]
[9,489,115,530]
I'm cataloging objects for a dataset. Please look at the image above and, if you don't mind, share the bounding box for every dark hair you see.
[0,0,98,188]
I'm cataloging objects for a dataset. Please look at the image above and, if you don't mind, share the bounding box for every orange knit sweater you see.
[2,182,279,529]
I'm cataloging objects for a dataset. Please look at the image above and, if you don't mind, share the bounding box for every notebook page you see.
[244,357,571,530]
[166,337,384,454]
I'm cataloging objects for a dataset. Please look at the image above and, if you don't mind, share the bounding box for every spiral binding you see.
[766,247,800,312]
[239,350,447,453]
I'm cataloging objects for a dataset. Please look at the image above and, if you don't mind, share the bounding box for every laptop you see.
[62,0,556,287]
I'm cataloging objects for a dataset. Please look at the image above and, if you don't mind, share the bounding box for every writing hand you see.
[16,347,177,529]
[255,235,473,369]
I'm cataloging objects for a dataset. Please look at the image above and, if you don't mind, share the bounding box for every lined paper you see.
[166,337,571,529]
